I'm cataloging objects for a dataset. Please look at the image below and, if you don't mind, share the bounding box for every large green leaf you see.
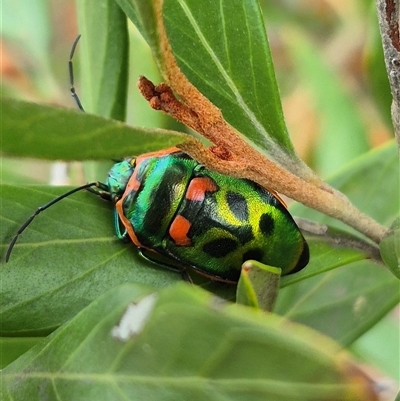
[276,260,398,345]
[113,0,159,59]
[290,141,399,231]
[0,337,41,369]
[1,184,238,335]
[351,311,400,381]
[163,0,294,153]
[1,284,378,401]
[1,185,180,335]
[276,142,400,345]
[76,0,129,120]
[2,98,186,160]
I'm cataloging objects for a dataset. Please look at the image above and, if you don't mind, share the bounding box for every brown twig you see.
[138,0,389,244]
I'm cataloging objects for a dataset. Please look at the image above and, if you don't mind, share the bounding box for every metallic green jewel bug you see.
[6,146,309,283]
[99,146,309,283]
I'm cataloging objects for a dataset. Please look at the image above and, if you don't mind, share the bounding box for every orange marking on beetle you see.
[115,147,182,249]
[269,190,287,209]
[125,147,181,193]
[115,199,142,248]
[125,175,141,192]
[169,215,192,246]
[137,147,180,159]
[185,177,217,202]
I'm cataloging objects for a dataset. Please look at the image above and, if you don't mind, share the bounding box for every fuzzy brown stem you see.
[179,138,387,243]
[150,0,388,244]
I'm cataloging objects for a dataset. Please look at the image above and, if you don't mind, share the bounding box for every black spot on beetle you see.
[226,191,249,221]
[202,238,238,258]
[240,227,255,245]
[242,249,264,263]
[259,213,275,236]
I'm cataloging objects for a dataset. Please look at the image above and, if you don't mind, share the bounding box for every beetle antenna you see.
[6,182,100,262]
[69,34,85,112]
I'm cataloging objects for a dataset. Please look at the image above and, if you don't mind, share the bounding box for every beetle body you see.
[107,147,309,282]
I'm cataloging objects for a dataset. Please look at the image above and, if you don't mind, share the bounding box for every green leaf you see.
[0,337,42,368]
[1,283,378,401]
[2,98,186,160]
[276,142,400,345]
[1,184,180,335]
[1,184,237,335]
[291,141,399,234]
[280,221,384,288]
[76,0,129,120]
[351,312,400,381]
[236,261,281,311]
[276,259,399,345]
[163,0,295,154]
[113,1,159,59]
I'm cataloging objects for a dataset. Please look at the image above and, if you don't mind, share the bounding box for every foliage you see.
[1,0,399,399]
